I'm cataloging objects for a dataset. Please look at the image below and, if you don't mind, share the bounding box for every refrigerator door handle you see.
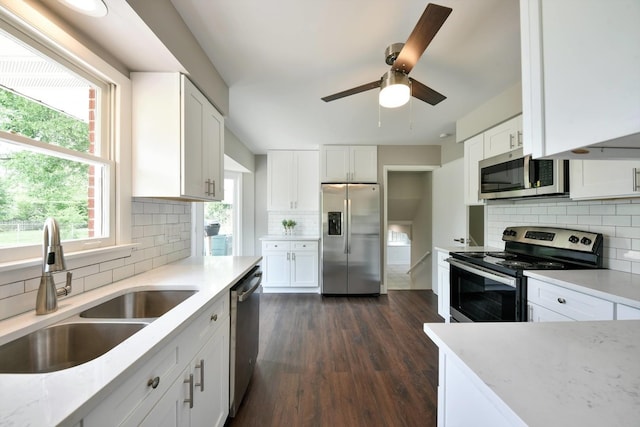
[347,199,352,254]
[343,200,348,254]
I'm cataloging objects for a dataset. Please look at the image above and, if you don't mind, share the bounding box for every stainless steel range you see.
[448,226,603,322]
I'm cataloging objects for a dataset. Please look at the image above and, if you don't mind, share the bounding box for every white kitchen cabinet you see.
[570,160,640,200]
[438,351,520,427]
[262,240,318,289]
[527,278,614,322]
[483,115,522,158]
[84,293,230,426]
[436,249,450,322]
[267,150,319,211]
[616,304,640,320]
[463,134,484,206]
[527,302,573,322]
[320,145,377,183]
[132,72,224,201]
[520,0,640,158]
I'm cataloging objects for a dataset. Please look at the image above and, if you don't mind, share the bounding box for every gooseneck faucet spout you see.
[35,218,72,315]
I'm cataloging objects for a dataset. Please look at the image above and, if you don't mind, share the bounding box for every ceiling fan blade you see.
[393,4,453,74]
[410,78,446,105]
[321,80,381,102]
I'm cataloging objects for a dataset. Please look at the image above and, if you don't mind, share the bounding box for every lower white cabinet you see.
[616,303,640,320]
[527,278,614,322]
[438,351,521,427]
[83,294,230,426]
[262,240,318,289]
[436,250,450,322]
[570,160,640,200]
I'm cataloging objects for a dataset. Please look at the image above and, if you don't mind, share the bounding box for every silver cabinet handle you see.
[292,252,296,261]
[509,133,515,149]
[557,297,567,304]
[184,374,194,408]
[517,130,523,146]
[634,168,640,192]
[195,360,205,392]
[210,313,218,322]
[211,180,216,197]
[287,252,290,261]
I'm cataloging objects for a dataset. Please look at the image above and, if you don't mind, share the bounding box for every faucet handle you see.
[56,271,73,297]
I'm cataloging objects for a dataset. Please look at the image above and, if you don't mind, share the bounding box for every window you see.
[0,21,114,262]
[203,172,241,256]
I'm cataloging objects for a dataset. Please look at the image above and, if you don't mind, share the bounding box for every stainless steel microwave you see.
[479,148,569,200]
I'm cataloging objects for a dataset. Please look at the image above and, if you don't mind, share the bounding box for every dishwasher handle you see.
[238,271,263,302]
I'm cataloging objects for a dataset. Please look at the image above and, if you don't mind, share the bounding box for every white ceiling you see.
[37,0,522,155]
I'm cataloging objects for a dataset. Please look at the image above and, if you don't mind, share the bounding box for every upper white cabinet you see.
[132,73,224,201]
[320,145,377,183]
[267,150,319,211]
[570,160,640,200]
[464,133,484,206]
[483,115,523,158]
[520,0,640,158]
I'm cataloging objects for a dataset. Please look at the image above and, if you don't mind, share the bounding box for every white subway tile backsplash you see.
[268,211,320,236]
[488,197,640,275]
[0,198,192,320]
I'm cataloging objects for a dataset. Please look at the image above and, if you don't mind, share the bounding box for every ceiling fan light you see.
[379,71,410,108]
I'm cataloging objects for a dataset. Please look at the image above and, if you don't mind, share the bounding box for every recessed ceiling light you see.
[58,0,108,17]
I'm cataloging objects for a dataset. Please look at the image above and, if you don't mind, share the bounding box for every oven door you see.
[448,258,520,322]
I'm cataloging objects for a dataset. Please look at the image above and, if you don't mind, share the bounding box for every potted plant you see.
[282,219,297,235]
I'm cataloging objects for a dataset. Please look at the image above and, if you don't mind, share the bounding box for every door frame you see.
[382,165,439,294]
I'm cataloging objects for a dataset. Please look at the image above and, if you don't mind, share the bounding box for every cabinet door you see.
[267,151,294,210]
[570,160,640,200]
[203,100,224,201]
[182,77,208,200]
[483,116,521,158]
[437,264,450,322]
[350,146,378,183]
[521,0,640,157]
[320,146,350,182]
[140,368,191,427]
[528,303,573,322]
[191,317,230,427]
[464,134,484,206]
[294,151,319,211]
[291,249,318,287]
[262,245,291,287]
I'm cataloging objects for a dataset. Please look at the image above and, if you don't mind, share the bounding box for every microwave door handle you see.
[446,258,517,288]
[523,155,533,189]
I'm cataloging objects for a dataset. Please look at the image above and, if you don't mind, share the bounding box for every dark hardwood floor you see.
[228,291,443,427]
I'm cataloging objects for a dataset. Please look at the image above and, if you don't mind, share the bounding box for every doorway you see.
[383,166,438,292]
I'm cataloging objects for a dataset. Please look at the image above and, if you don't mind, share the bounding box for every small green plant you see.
[282,219,297,234]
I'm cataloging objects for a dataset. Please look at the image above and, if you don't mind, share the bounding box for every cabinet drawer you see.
[190,294,229,343]
[527,278,614,321]
[528,302,574,322]
[292,241,318,251]
[616,303,640,320]
[83,336,182,427]
[262,241,290,251]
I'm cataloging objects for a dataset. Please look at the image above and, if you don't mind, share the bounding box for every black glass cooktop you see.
[449,251,582,277]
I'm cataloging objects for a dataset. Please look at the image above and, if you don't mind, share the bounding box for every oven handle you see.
[446,258,517,288]
[238,271,263,302]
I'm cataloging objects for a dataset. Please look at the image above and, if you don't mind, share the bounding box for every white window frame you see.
[0,4,132,267]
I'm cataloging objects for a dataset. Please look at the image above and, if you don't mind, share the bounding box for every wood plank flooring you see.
[228,291,443,427]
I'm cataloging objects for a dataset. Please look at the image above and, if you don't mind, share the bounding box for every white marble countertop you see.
[260,235,319,241]
[424,320,640,427]
[525,269,640,310]
[434,245,503,253]
[0,255,261,426]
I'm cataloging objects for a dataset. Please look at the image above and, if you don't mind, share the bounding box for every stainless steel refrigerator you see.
[321,183,380,295]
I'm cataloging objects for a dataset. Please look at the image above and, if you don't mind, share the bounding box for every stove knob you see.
[568,235,579,244]
[581,237,592,245]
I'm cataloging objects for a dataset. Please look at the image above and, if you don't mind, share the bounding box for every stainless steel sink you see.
[80,290,197,319]
[0,322,146,374]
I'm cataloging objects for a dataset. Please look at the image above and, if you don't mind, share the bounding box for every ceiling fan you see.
[321,3,452,108]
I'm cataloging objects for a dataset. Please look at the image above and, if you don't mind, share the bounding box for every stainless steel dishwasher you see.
[229,265,262,418]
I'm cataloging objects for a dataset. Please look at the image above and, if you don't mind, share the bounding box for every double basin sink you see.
[0,290,197,374]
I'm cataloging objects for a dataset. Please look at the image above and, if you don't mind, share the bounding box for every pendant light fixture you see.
[378,70,411,108]
[58,0,108,17]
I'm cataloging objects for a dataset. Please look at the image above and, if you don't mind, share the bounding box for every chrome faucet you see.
[35,218,72,315]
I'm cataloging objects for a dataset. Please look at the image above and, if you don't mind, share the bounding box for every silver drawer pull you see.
[184,374,194,408]
[147,376,160,389]
[557,297,567,304]
[195,359,205,392]
[211,313,218,322]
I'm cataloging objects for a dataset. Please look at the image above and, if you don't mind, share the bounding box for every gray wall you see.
[411,172,433,289]
[254,155,268,255]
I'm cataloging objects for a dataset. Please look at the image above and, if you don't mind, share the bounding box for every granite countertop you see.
[260,235,320,241]
[525,269,640,310]
[424,320,640,427]
[0,255,261,426]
